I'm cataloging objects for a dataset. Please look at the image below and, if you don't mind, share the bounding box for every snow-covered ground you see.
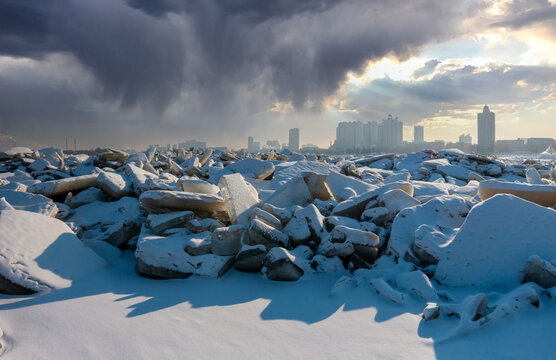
[1,147,556,359]
[3,251,556,359]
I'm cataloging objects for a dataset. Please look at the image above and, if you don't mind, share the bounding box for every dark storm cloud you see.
[0,0,461,112]
[128,0,341,22]
[489,0,556,29]
[0,0,469,148]
[0,0,185,110]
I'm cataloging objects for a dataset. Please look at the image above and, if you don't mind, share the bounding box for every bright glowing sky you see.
[0,0,555,150]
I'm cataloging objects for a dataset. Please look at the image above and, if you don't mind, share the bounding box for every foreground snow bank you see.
[435,195,556,289]
[0,210,106,294]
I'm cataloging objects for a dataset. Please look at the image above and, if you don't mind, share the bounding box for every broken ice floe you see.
[2,145,556,338]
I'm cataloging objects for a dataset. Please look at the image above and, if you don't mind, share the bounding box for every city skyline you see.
[146,104,554,154]
[69,102,555,153]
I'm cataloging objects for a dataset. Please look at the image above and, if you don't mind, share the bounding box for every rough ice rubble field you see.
[1,147,556,359]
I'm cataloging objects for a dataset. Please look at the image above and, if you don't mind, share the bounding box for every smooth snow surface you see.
[0,210,106,293]
[3,252,556,359]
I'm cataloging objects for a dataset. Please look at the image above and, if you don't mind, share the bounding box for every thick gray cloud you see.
[489,0,556,29]
[0,0,186,110]
[0,0,479,148]
[344,62,556,127]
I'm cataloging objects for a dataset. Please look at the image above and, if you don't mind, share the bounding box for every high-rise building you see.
[288,128,300,151]
[334,122,356,152]
[459,134,472,144]
[477,105,495,154]
[248,136,254,151]
[414,125,424,143]
[378,114,403,148]
[363,121,379,149]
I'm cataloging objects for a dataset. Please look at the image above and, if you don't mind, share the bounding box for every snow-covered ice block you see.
[199,149,213,167]
[218,173,259,225]
[330,225,379,263]
[523,255,556,289]
[379,189,420,213]
[525,168,543,185]
[234,242,267,272]
[354,154,395,167]
[248,218,289,250]
[332,181,413,219]
[147,211,195,234]
[95,170,132,199]
[226,158,275,180]
[478,179,556,207]
[325,171,376,202]
[0,189,58,217]
[28,174,98,198]
[383,171,410,184]
[388,195,471,261]
[436,164,472,181]
[2,146,33,158]
[324,215,377,233]
[98,149,129,163]
[178,175,219,195]
[0,210,106,294]
[69,187,108,208]
[211,224,245,256]
[294,204,324,239]
[187,218,224,233]
[303,172,334,201]
[435,194,556,288]
[260,203,295,226]
[264,247,304,281]
[185,235,212,256]
[283,216,311,246]
[139,190,226,214]
[264,176,312,208]
[249,208,282,230]
[268,161,339,190]
[136,231,234,278]
[28,158,50,172]
[410,180,452,198]
[125,164,159,195]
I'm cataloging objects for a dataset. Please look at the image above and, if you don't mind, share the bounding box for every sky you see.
[0,0,555,150]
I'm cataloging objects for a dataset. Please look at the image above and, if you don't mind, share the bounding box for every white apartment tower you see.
[288,128,300,151]
[378,114,403,148]
[414,125,424,143]
[477,105,495,154]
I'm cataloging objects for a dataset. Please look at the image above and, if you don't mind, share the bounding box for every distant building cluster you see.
[332,114,403,152]
[247,137,260,152]
[148,105,553,156]
[247,128,303,153]
[496,137,555,153]
[179,140,207,150]
[459,134,472,144]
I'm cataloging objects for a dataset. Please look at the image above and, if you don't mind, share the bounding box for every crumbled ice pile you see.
[1,145,556,342]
